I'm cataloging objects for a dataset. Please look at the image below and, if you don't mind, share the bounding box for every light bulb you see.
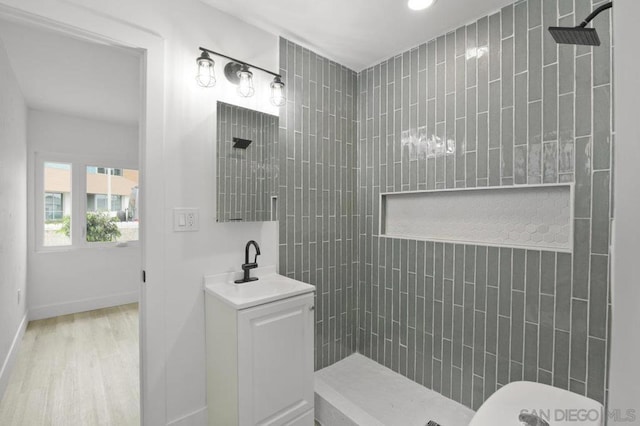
[237,65,255,97]
[270,76,286,107]
[408,0,436,11]
[196,51,215,87]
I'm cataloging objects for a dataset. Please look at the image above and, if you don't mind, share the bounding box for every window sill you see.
[36,240,140,253]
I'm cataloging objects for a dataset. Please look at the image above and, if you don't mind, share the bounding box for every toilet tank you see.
[469,381,604,426]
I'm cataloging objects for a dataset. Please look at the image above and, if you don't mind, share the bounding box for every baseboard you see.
[0,313,28,401]
[167,406,207,426]
[29,291,138,321]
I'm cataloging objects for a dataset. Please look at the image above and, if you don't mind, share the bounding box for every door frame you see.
[0,3,167,425]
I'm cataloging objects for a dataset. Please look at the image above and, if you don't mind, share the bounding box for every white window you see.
[35,154,139,250]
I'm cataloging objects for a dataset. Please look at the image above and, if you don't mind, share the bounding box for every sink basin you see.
[204,266,315,309]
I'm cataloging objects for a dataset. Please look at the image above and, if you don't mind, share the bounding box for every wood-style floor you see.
[0,304,140,426]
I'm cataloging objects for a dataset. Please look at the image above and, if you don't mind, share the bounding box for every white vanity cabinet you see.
[205,269,315,426]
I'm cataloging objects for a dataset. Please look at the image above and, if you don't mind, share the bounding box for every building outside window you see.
[44,192,64,221]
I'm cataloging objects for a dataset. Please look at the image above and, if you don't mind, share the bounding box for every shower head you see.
[548,26,600,46]
[548,2,612,46]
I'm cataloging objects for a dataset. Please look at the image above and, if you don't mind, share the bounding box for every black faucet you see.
[235,240,261,283]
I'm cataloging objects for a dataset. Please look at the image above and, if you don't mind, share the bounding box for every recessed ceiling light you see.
[408,0,436,11]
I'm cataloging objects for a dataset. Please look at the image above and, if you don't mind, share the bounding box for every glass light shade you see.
[196,52,216,87]
[270,76,286,106]
[408,0,436,11]
[237,65,255,97]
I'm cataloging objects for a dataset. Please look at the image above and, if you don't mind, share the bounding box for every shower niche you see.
[380,184,574,252]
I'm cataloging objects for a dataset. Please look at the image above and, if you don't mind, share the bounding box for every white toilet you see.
[469,381,604,426]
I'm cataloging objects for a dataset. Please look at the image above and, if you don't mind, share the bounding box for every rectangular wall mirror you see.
[216,101,279,222]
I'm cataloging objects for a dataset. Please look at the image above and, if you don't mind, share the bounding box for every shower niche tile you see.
[380,184,573,252]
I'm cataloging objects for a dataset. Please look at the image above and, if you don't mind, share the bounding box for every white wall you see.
[0,34,27,399]
[27,109,141,319]
[609,0,640,423]
[0,0,280,423]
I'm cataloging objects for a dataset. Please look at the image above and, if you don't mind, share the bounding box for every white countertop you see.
[204,266,315,310]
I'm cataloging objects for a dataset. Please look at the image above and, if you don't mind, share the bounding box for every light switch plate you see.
[173,208,199,232]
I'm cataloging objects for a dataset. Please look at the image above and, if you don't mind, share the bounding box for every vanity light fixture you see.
[196,51,216,87]
[236,64,255,97]
[408,0,436,11]
[270,76,285,107]
[196,47,286,106]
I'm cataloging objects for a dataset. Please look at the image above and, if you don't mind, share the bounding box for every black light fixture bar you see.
[198,47,281,79]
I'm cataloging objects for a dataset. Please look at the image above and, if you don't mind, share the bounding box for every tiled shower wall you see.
[216,102,279,222]
[356,0,612,411]
[278,38,359,369]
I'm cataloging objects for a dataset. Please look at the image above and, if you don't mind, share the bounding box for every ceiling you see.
[200,0,514,71]
[0,19,141,125]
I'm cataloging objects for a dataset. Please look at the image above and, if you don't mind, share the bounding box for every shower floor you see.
[314,354,474,426]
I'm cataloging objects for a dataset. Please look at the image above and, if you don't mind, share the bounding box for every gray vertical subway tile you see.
[593,85,611,171]
[473,375,484,411]
[502,107,514,179]
[539,294,555,371]
[442,339,452,397]
[574,137,592,218]
[477,47,490,112]
[462,347,473,406]
[528,0,541,28]
[489,81,501,150]
[558,16,575,95]
[499,248,512,316]
[524,322,538,381]
[575,54,592,138]
[591,171,610,255]
[489,12,502,81]
[484,353,497,398]
[543,64,558,141]
[466,24,477,88]
[476,246,487,310]
[542,0,558,65]
[528,101,543,182]
[555,252,572,332]
[467,87,477,151]
[501,37,514,108]
[511,291,525,363]
[474,311,486,374]
[497,316,511,384]
[570,299,588,382]
[528,27,543,102]
[593,8,610,87]
[558,0,572,16]
[574,0,592,57]
[447,32,457,95]
[486,286,499,355]
[558,93,574,173]
[573,219,591,299]
[487,247,499,287]
[589,254,608,339]
[540,251,556,295]
[514,73,528,146]
[478,113,489,179]
[514,2,528,74]
[587,337,606,403]
[512,249,526,291]
[514,146,528,184]
[526,250,541,323]
[554,330,571,390]
[501,4,514,38]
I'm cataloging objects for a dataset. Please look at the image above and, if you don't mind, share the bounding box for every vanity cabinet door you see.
[237,293,315,426]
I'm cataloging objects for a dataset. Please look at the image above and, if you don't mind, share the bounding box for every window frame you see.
[35,152,139,252]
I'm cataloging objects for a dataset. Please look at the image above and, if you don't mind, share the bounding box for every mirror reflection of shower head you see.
[233,137,252,149]
[548,2,612,46]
